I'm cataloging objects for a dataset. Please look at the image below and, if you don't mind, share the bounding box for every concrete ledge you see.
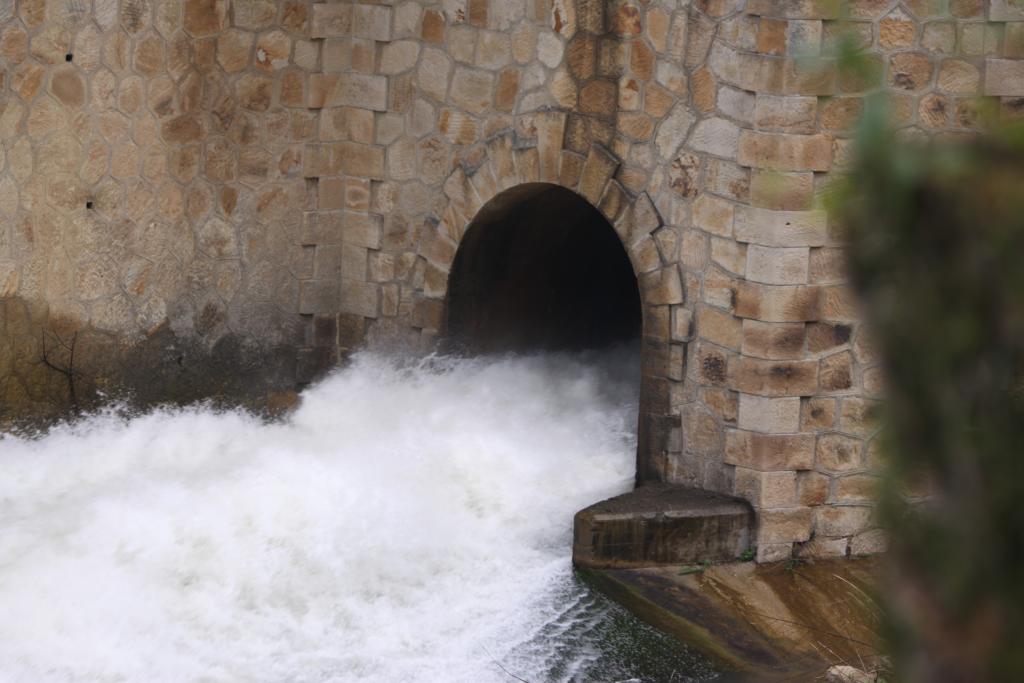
[573,484,754,569]
[578,558,883,676]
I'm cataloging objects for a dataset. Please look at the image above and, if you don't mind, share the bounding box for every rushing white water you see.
[0,350,713,683]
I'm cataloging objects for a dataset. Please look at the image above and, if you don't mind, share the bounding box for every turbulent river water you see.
[0,350,715,682]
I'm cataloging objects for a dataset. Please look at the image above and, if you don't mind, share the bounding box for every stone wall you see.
[0,0,318,418]
[2,0,1023,559]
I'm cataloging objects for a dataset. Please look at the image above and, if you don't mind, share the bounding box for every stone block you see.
[709,41,785,93]
[738,131,832,171]
[572,485,753,569]
[809,247,847,284]
[450,66,494,114]
[342,212,382,249]
[352,4,391,41]
[814,506,873,537]
[938,59,980,93]
[749,171,814,211]
[672,307,693,342]
[756,542,794,562]
[757,507,814,544]
[337,142,385,179]
[726,429,815,470]
[640,266,684,305]
[745,245,809,284]
[888,52,934,91]
[737,394,802,433]
[299,279,340,315]
[380,40,421,75]
[578,143,619,205]
[705,158,751,201]
[734,283,822,322]
[992,0,1024,20]
[840,397,877,437]
[741,320,805,360]
[654,102,697,160]
[806,321,852,353]
[710,237,746,276]
[984,59,1024,96]
[735,468,798,507]
[341,279,379,318]
[692,194,735,237]
[798,469,830,505]
[819,351,853,392]
[311,3,352,38]
[783,57,836,95]
[819,285,857,321]
[850,529,888,555]
[834,474,878,503]
[630,237,661,274]
[688,117,741,159]
[697,305,743,350]
[422,8,445,43]
[184,0,231,37]
[816,432,863,472]
[326,73,388,111]
[730,357,819,396]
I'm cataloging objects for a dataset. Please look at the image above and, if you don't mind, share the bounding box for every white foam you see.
[0,351,640,682]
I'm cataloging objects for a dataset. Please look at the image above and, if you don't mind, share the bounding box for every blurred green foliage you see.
[833,93,1024,681]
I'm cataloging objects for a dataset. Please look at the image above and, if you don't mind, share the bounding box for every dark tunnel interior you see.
[444,183,642,353]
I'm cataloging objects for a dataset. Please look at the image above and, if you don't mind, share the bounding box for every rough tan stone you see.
[697,305,743,350]
[983,59,1024,96]
[580,79,616,115]
[731,357,819,397]
[889,52,934,91]
[796,470,829,506]
[450,67,494,114]
[742,320,805,360]
[817,432,863,472]
[745,245,809,285]
[185,0,230,37]
[422,9,445,43]
[819,351,853,392]
[735,283,821,322]
[759,507,813,544]
[879,9,916,49]
[736,468,798,507]
[254,30,290,72]
[814,506,873,537]
[738,130,832,171]
[50,68,85,108]
[737,394,802,433]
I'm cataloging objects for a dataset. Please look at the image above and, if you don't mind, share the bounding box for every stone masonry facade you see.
[2,0,1023,560]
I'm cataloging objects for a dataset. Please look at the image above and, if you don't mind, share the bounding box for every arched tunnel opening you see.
[444,184,642,354]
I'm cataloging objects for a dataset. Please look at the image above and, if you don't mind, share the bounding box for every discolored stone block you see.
[735,283,821,322]
[738,130,832,172]
[184,0,230,37]
[816,432,863,472]
[730,357,819,397]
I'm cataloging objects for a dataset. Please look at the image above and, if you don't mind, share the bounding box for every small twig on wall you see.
[39,327,80,408]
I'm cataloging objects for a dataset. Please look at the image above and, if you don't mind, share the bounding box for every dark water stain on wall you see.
[0,296,304,430]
